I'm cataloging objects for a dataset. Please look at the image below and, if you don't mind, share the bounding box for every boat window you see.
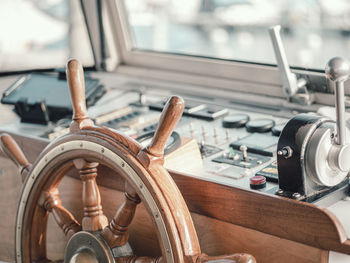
[0,0,94,72]
[124,0,350,71]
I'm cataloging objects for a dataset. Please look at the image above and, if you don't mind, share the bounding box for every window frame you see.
[101,0,348,105]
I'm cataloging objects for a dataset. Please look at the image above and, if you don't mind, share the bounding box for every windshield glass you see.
[0,0,94,72]
[124,0,350,70]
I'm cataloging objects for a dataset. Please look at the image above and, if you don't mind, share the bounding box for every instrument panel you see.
[2,61,349,206]
[42,86,289,196]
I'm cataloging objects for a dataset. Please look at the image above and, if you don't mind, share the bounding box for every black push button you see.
[222,114,250,128]
[246,119,275,133]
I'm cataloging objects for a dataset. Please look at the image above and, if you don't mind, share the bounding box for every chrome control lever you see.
[269,25,309,103]
[325,57,350,172]
[325,57,350,145]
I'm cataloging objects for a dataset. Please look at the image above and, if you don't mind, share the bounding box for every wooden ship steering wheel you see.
[0,59,256,263]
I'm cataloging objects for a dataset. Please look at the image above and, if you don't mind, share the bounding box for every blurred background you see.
[0,0,93,71]
[125,0,350,70]
[1,0,350,72]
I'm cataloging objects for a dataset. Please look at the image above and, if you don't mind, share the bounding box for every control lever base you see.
[306,122,348,186]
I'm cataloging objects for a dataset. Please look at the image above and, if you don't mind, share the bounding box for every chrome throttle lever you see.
[325,57,350,172]
[276,57,350,199]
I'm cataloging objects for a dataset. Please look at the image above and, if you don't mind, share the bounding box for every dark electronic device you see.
[1,73,105,124]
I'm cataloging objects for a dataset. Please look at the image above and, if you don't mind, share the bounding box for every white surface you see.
[329,251,350,263]
[328,200,350,237]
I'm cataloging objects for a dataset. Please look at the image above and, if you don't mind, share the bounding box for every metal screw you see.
[277,146,293,159]
[292,192,302,199]
[276,189,284,195]
[101,148,104,153]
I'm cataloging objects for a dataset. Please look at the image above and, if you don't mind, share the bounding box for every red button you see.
[250,175,266,189]
[250,175,266,185]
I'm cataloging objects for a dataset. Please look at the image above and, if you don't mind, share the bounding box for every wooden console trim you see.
[171,171,350,254]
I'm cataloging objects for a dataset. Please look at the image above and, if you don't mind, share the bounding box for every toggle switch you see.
[240,145,248,161]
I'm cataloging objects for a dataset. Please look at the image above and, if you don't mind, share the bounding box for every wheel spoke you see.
[39,189,81,239]
[73,158,108,231]
[101,184,141,248]
[115,256,163,263]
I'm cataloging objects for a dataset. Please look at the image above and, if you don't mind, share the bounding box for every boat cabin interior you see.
[1,1,350,262]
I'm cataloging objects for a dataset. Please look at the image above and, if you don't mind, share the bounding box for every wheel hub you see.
[65,231,114,263]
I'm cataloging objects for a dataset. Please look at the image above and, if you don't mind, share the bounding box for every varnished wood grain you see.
[73,158,108,231]
[66,59,93,132]
[2,131,350,255]
[0,167,329,263]
[171,172,350,254]
[0,133,31,181]
[15,128,200,262]
[83,126,142,156]
[45,176,161,261]
[0,132,48,163]
[133,95,203,260]
[192,213,329,263]
[38,189,81,239]
[146,96,184,158]
[101,183,141,248]
[48,176,329,263]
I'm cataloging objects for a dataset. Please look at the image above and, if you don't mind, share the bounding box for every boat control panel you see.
[2,58,350,207]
